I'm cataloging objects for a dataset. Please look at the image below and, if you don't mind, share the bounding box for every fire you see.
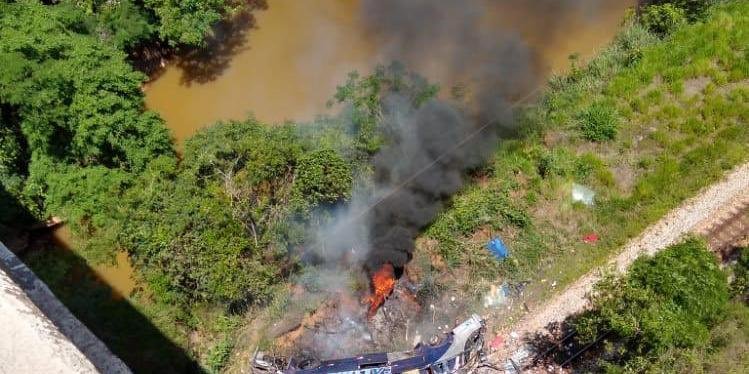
[366,263,396,318]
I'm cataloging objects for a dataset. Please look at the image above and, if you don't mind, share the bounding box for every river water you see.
[145,0,636,143]
[50,225,136,299]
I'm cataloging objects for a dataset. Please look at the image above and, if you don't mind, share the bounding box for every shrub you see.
[0,126,23,179]
[641,4,687,35]
[579,103,620,141]
[574,239,729,368]
[644,1,713,21]
[731,246,749,301]
[203,338,234,374]
[294,149,353,207]
[537,148,575,178]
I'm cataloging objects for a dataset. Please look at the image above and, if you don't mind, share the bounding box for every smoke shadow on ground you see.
[175,0,268,85]
[0,184,202,373]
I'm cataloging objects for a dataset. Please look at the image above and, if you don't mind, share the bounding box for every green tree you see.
[116,120,354,307]
[0,1,173,171]
[294,149,353,208]
[0,107,27,196]
[96,0,155,50]
[333,63,440,158]
[0,1,173,218]
[143,0,242,47]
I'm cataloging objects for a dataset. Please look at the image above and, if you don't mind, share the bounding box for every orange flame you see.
[366,263,396,318]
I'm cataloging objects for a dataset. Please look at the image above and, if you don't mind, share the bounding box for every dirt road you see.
[491,161,749,366]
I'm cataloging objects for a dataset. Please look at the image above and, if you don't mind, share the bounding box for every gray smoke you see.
[358,0,540,270]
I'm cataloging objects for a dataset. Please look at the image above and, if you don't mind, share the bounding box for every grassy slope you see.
[418,0,748,324]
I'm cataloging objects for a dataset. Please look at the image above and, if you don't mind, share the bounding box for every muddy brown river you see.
[50,225,136,299]
[145,0,636,143]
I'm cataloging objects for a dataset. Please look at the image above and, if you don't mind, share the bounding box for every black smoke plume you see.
[310,0,612,271]
[360,0,540,270]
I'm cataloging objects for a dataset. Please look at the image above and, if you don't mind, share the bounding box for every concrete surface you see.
[0,241,131,374]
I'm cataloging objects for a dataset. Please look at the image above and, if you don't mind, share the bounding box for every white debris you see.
[572,183,596,206]
[503,346,531,373]
[483,282,510,308]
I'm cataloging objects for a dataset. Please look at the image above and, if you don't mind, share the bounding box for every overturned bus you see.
[251,314,486,374]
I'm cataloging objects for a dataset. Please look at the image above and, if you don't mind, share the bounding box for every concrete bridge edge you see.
[0,240,131,374]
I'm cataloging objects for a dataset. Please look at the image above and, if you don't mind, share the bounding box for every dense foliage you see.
[71,0,246,48]
[640,3,687,35]
[573,239,729,370]
[0,1,172,218]
[731,246,749,301]
[115,121,352,306]
[2,0,746,371]
[332,62,440,159]
[644,1,713,21]
[640,0,714,34]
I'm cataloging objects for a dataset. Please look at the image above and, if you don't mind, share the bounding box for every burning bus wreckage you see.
[250,261,508,373]
[252,314,489,374]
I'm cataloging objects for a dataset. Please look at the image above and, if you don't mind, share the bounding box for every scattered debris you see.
[583,232,599,244]
[483,282,510,308]
[486,237,509,260]
[571,183,596,206]
[503,346,531,374]
[252,315,487,373]
[489,335,504,350]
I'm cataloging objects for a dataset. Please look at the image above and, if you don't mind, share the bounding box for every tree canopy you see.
[115,121,353,305]
[0,1,173,218]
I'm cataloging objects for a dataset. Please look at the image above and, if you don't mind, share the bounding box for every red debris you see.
[489,335,504,350]
[583,233,599,244]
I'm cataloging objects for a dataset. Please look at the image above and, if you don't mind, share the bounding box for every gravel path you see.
[491,161,749,364]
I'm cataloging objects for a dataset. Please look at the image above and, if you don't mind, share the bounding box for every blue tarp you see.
[487,237,508,260]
